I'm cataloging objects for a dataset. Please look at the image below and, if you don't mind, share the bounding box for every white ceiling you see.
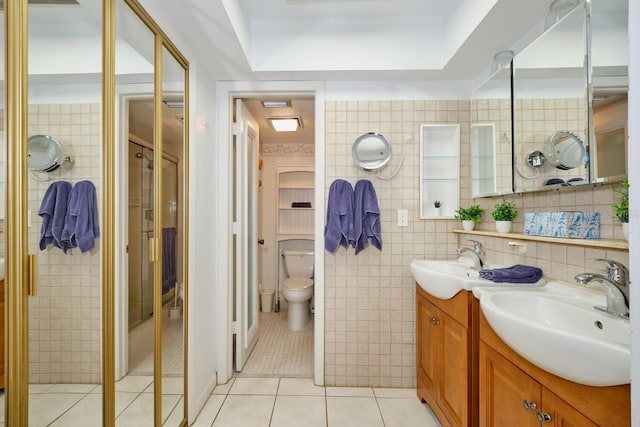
[22,0,601,145]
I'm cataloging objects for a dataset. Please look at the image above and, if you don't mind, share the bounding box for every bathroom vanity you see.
[479,310,630,426]
[416,285,479,427]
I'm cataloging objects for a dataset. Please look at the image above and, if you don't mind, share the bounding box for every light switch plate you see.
[397,209,408,227]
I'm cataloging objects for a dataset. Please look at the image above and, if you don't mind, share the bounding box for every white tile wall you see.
[28,103,102,384]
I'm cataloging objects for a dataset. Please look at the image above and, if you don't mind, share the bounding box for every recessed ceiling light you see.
[269,117,301,132]
[262,100,291,108]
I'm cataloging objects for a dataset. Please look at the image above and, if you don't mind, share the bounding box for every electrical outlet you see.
[397,209,408,227]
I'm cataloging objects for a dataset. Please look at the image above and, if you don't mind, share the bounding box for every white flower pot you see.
[622,222,629,242]
[495,220,512,233]
[462,220,475,231]
[433,207,441,217]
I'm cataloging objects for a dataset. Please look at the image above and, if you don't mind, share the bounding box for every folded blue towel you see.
[324,179,355,253]
[39,181,72,251]
[545,178,565,185]
[479,264,543,283]
[353,179,382,254]
[61,180,100,253]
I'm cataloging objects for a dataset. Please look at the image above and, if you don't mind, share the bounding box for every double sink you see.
[410,258,630,387]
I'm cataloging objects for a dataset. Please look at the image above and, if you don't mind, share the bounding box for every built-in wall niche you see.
[277,168,314,237]
[419,124,460,218]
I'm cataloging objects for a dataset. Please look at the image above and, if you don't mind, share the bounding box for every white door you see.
[234,99,260,371]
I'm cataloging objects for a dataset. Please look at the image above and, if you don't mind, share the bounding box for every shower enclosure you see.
[128,141,178,330]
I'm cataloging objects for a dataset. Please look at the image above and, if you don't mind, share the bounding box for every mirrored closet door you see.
[3,0,189,425]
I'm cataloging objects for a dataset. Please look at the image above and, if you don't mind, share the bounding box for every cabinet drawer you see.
[417,284,471,326]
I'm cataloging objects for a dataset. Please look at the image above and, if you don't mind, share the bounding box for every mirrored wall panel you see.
[27,2,103,426]
[116,0,157,425]
[591,0,628,182]
[160,44,186,425]
[513,1,588,193]
[470,65,513,197]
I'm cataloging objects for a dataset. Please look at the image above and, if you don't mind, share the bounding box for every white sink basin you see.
[474,282,630,386]
[410,259,544,300]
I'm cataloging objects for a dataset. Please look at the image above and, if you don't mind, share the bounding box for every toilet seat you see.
[282,277,313,290]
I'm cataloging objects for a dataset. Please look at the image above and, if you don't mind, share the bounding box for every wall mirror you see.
[512,1,589,193]
[27,135,64,172]
[591,0,628,182]
[470,65,514,197]
[352,132,391,171]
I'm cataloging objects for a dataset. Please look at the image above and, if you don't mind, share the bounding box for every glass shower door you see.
[129,144,155,329]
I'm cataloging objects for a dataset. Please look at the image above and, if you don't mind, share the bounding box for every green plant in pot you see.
[454,204,484,231]
[491,198,518,233]
[613,179,629,241]
[433,200,442,216]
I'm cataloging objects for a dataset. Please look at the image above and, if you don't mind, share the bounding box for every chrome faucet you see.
[457,239,486,270]
[574,259,630,319]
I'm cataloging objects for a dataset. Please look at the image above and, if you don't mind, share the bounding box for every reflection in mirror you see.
[27,1,103,425]
[352,132,391,171]
[115,0,156,425]
[470,65,513,197]
[591,0,628,182]
[160,44,186,425]
[545,130,586,170]
[27,134,65,172]
[513,2,588,192]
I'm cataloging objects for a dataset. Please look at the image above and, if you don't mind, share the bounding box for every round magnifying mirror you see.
[28,135,63,172]
[352,132,391,171]
[545,130,585,170]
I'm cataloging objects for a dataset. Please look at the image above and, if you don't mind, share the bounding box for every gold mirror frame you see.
[4,0,189,425]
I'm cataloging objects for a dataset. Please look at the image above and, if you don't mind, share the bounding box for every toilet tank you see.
[282,249,314,278]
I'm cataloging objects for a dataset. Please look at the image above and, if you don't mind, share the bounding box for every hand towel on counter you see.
[353,179,382,254]
[61,180,100,253]
[324,179,355,252]
[162,227,177,294]
[39,181,72,250]
[479,264,543,284]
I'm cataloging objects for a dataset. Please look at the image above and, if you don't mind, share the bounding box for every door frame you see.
[215,81,325,385]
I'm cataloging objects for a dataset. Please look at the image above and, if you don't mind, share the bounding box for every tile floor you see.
[0,376,184,426]
[239,310,314,378]
[192,377,442,427]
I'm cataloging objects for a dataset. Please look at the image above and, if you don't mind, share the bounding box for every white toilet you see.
[281,249,314,331]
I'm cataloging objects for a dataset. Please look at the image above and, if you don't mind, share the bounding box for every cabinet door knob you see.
[429,316,440,326]
[536,412,552,423]
[522,400,537,411]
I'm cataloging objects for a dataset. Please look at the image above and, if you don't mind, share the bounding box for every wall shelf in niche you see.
[452,229,629,250]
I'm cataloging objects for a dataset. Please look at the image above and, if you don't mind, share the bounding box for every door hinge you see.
[232,122,238,136]
[232,222,239,235]
[232,321,238,334]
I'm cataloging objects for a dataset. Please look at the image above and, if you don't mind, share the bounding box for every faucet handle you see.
[467,239,483,252]
[592,259,628,283]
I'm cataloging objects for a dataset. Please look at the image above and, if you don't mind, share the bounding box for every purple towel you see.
[325,179,355,253]
[61,180,100,253]
[39,181,72,251]
[479,264,543,283]
[162,227,177,294]
[353,179,382,254]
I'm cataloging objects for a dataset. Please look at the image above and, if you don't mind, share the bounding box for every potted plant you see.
[433,200,442,217]
[454,204,484,231]
[491,198,518,233]
[613,179,629,241]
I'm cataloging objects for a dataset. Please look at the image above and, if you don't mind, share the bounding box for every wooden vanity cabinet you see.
[416,285,479,427]
[479,311,630,427]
